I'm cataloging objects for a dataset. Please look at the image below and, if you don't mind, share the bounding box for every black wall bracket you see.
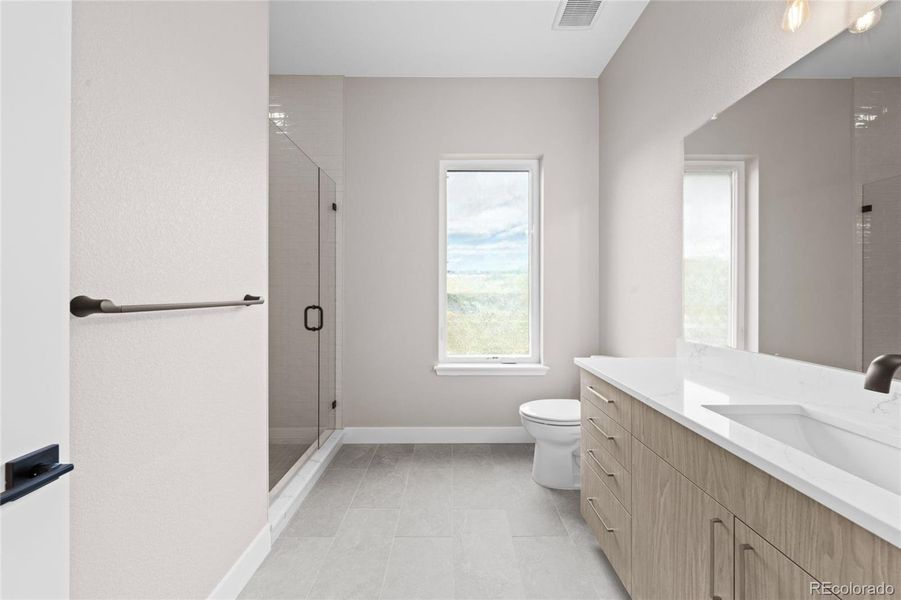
[1,444,74,506]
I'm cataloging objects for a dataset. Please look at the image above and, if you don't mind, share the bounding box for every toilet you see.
[519,399,581,490]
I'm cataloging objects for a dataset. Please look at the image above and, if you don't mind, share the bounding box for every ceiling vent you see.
[553,0,604,29]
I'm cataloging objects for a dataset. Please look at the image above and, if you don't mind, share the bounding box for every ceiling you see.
[778,0,900,78]
[269,0,648,78]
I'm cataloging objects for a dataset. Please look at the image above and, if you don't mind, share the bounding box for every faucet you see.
[864,354,901,393]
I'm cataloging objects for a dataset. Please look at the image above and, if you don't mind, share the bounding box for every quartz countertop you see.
[574,344,901,547]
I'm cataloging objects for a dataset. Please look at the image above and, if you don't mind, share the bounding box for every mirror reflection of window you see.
[683,162,746,349]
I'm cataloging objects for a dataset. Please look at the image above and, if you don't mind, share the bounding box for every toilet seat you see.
[519,399,580,426]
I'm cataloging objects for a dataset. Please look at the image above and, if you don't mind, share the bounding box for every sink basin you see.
[703,404,901,495]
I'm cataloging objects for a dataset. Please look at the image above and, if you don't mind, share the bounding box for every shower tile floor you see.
[242,443,628,600]
[270,443,312,490]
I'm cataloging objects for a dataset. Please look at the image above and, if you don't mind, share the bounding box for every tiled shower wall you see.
[269,76,345,432]
[856,78,901,368]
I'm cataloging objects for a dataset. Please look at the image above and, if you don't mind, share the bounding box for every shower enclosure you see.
[862,175,901,369]
[268,121,337,491]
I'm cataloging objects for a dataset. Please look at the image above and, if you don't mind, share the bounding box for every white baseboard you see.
[208,524,271,600]
[268,430,344,541]
[342,426,533,444]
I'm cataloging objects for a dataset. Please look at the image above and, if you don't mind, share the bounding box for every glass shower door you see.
[268,122,321,490]
[318,171,337,441]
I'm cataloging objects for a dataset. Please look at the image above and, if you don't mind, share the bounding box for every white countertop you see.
[575,344,901,547]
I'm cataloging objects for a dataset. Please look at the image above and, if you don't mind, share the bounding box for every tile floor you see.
[270,443,312,490]
[242,443,629,600]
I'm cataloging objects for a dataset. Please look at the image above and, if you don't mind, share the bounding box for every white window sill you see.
[433,363,549,377]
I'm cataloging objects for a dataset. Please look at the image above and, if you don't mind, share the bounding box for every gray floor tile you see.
[329,444,377,469]
[336,508,400,538]
[452,509,511,536]
[380,537,454,600]
[369,444,415,471]
[307,509,399,600]
[239,537,332,600]
[351,468,408,509]
[259,443,624,600]
[451,444,493,468]
[453,532,524,599]
[403,469,453,506]
[396,505,454,537]
[505,500,568,537]
[283,469,366,538]
[412,444,454,468]
[307,537,394,600]
[452,467,505,509]
[513,537,599,599]
[397,469,453,536]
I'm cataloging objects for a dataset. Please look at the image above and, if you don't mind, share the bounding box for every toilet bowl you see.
[519,399,581,490]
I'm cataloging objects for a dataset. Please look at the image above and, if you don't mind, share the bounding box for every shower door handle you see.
[304,305,323,331]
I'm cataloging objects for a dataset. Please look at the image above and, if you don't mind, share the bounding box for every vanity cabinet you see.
[578,367,900,600]
[631,438,734,600]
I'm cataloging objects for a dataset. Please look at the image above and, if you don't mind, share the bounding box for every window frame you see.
[437,158,542,366]
[683,159,748,350]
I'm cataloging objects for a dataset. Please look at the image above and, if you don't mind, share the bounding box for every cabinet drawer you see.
[580,369,632,430]
[582,431,631,511]
[735,520,827,600]
[581,398,631,470]
[581,460,632,593]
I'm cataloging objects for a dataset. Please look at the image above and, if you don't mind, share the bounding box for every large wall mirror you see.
[682,0,900,372]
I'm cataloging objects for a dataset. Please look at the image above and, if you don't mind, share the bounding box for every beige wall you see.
[597,0,881,357]
[685,78,857,370]
[344,78,599,427]
[70,3,269,598]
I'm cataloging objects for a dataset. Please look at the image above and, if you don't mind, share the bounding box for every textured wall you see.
[597,0,881,357]
[70,2,269,597]
[344,78,599,427]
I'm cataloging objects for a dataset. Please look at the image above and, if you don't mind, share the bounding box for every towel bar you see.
[70,294,264,317]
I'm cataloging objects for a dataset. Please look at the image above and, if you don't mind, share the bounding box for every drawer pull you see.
[587,417,616,440]
[586,497,616,532]
[586,450,615,477]
[709,517,723,600]
[737,543,753,600]
[586,385,614,404]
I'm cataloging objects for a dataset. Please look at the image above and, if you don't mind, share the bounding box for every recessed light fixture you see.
[782,0,810,32]
[848,7,882,33]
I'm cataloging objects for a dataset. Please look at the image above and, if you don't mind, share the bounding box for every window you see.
[437,159,542,371]
[683,161,746,349]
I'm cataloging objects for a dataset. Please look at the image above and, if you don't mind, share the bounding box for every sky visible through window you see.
[446,170,530,356]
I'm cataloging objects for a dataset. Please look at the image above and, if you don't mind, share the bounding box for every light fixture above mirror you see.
[849,7,883,33]
[782,0,810,32]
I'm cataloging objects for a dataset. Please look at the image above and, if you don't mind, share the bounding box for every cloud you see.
[447,171,529,237]
[445,171,531,272]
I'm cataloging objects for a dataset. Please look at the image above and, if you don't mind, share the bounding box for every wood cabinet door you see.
[632,438,734,600]
[735,520,825,600]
